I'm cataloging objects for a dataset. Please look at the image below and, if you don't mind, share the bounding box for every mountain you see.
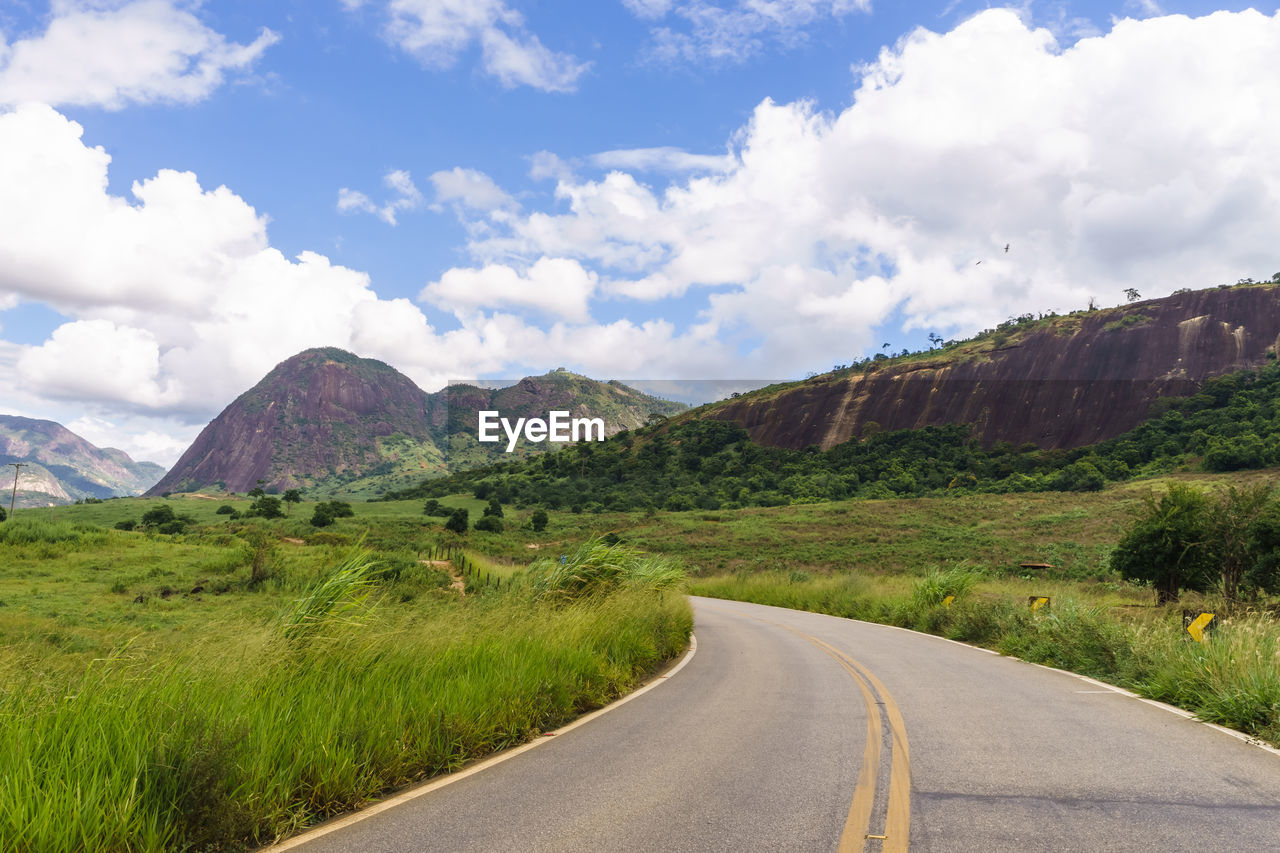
[701,283,1280,451]
[0,416,166,508]
[146,348,686,497]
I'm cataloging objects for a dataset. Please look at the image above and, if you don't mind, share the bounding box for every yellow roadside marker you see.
[1028,596,1050,612]
[1184,611,1215,644]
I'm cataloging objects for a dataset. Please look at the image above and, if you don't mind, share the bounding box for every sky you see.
[1,0,1278,467]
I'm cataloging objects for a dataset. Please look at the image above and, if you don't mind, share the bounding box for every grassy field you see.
[0,509,690,852]
[10,466,1280,849]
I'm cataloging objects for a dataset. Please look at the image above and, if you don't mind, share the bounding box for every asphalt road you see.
[276,596,1280,852]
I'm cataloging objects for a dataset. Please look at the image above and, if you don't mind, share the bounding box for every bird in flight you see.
[1004,243,1010,253]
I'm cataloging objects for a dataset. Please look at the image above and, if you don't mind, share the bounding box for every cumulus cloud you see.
[440,8,1280,371]
[429,167,518,213]
[0,104,494,416]
[354,0,589,92]
[421,258,598,322]
[0,0,278,109]
[337,169,423,225]
[633,0,872,64]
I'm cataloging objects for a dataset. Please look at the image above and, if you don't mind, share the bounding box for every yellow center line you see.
[701,604,911,852]
[808,634,912,853]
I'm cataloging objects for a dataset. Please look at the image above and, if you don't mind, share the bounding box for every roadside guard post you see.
[1183,610,1216,644]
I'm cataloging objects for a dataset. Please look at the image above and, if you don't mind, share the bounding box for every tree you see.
[474,516,503,533]
[1124,287,1141,302]
[247,496,284,519]
[141,504,176,527]
[282,489,302,515]
[0,506,5,522]
[444,508,469,534]
[310,504,335,527]
[530,509,548,532]
[1110,485,1217,603]
[1210,484,1273,601]
[483,498,504,518]
[247,487,266,499]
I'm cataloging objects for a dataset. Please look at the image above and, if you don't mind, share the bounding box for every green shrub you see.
[474,516,504,533]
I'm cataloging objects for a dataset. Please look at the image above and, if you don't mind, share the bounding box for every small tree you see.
[310,504,335,527]
[530,509,548,532]
[474,516,504,533]
[1110,485,1216,603]
[141,504,176,528]
[247,496,284,519]
[282,489,302,515]
[483,498,504,518]
[247,487,265,499]
[444,508,469,534]
[1124,287,1141,302]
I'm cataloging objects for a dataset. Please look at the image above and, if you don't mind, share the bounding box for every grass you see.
[0,508,691,852]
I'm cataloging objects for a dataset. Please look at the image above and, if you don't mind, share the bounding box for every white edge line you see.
[263,633,699,851]
[693,595,1280,760]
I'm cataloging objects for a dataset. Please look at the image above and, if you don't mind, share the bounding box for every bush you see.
[114,519,137,531]
[474,516,504,533]
[246,496,284,519]
[444,508,468,534]
[0,506,5,522]
[215,505,235,515]
[1110,485,1217,602]
[530,510,548,532]
[141,504,176,527]
[482,498,504,518]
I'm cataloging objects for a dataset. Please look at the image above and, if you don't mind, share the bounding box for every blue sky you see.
[0,0,1277,465]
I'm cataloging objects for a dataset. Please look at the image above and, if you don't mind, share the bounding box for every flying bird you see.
[1004,243,1010,253]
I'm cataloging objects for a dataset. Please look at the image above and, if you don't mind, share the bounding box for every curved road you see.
[277,597,1280,852]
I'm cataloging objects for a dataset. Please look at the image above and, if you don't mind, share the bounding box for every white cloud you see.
[421,258,598,322]
[337,169,423,225]
[635,0,872,64]
[18,319,179,408]
[429,166,518,213]
[440,8,1280,373]
[356,0,589,92]
[589,146,735,173]
[0,0,278,109]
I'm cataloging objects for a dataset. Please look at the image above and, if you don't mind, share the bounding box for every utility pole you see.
[8,462,26,520]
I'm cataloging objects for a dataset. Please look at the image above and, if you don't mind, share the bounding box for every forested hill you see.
[393,350,1280,514]
[699,281,1280,452]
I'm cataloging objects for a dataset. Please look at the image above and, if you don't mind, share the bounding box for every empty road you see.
[276,596,1280,852]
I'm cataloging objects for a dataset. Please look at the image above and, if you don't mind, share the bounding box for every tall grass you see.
[524,539,686,601]
[0,584,691,851]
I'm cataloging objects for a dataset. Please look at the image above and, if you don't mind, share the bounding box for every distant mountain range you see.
[146,348,686,498]
[0,416,166,508]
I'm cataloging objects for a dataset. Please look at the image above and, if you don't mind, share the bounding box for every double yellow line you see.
[719,607,911,852]
[800,633,911,853]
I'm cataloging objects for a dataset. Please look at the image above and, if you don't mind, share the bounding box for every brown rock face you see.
[147,348,439,495]
[709,285,1280,451]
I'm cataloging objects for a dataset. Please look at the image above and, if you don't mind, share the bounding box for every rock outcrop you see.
[707,285,1280,451]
